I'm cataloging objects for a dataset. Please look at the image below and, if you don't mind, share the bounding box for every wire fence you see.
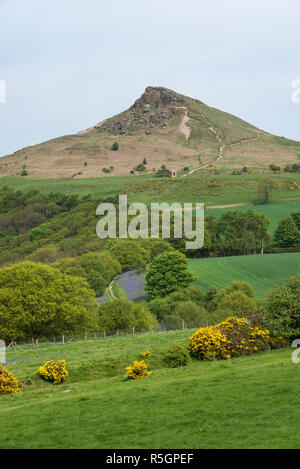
[2,323,197,368]
[3,320,195,356]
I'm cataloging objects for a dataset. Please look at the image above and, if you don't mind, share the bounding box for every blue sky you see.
[0,0,299,156]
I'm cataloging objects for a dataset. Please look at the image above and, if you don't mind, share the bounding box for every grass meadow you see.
[2,171,300,235]
[0,331,297,449]
[189,252,300,298]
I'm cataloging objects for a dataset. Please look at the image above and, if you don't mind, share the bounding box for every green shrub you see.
[163,342,190,368]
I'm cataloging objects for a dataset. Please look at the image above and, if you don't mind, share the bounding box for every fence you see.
[3,320,194,356]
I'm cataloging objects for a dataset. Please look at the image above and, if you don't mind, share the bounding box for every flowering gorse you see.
[141,350,152,360]
[126,360,151,380]
[0,364,21,394]
[38,360,68,384]
[189,317,270,360]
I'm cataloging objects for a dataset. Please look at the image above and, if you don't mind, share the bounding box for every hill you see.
[1,86,300,178]
[0,333,297,449]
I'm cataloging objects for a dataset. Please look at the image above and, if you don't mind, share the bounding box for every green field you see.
[1,172,300,235]
[205,200,300,233]
[189,252,300,298]
[0,332,297,449]
[0,175,151,199]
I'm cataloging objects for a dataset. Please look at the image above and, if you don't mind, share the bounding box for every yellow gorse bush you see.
[141,350,152,360]
[189,317,270,361]
[38,360,68,384]
[0,364,21,394]
[126,360,151,380]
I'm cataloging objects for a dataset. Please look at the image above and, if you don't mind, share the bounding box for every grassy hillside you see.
[0,332,296,449]
[1,170,299,236]
[1,86,300,178]
[189,252,300,298]
[2,168,300,204]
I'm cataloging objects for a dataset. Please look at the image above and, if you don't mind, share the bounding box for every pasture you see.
[1,172,299,236]
[189,252,300,298]
[0,332,296,449]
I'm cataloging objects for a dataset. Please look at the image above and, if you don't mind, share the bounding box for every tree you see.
[263,274,300,338]
[215,290,257,318]
[174,301,205,328]
[135,163,146,172]
[291,211,300,230]
[145,251,195,298]
[257,175,279,204]
[109,240,149,272]
[218,210,270,255]
[269,163,281,172]
[155,165,171,177]
[274,215,300,247]
[0,262,99,341]
[225,281,255,298]
[55,252,121,296]
[99,299,156,333]
[139,238,174,260]
[27,245,59,263]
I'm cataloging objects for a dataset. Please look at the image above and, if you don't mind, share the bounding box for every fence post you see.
[84,331,87,342]
[182,320,185,332]
[132,327,135,336]
[36,339,39,350]
[62,335,65,346]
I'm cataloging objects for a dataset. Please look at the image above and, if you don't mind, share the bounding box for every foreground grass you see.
[189,252,300,298]
[0,331,297,449]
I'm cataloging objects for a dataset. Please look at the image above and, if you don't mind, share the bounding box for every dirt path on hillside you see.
[160,202,253,212]
[107,276,120,300]
[182,127,264,177]
[178,107,191,140]
[206,203,253,209]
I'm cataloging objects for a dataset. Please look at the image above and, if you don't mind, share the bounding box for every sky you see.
[0,0,299,157]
